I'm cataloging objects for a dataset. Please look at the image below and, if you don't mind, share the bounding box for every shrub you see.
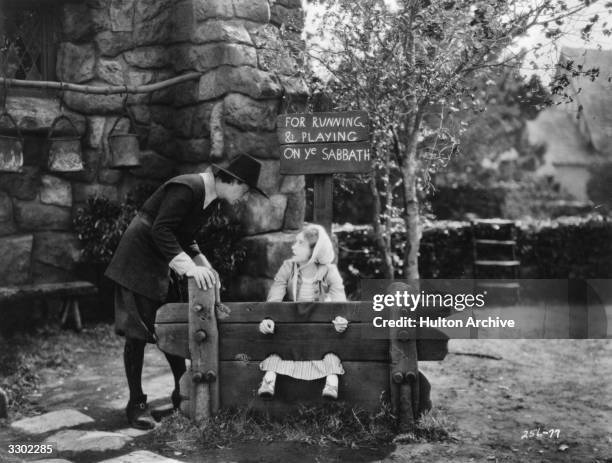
[195,201,246,297]
[73,196,138,265]
[336,215,612,299]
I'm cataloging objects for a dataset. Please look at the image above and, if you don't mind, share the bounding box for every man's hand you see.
[259,319,275,335]
[186,266,217,290]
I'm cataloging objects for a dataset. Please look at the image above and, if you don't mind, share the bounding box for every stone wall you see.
[0,0,306,300]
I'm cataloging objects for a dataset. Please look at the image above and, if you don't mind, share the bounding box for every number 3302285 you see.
[8,443,54,454]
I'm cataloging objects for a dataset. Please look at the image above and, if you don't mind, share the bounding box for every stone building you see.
[0,0,307,300]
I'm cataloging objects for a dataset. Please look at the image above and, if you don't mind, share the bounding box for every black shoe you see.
[126,395,156,430]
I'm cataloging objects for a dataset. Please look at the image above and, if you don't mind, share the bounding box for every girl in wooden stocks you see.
[257,224,348,399]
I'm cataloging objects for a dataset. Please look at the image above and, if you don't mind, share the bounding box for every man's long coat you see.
[105,174,214,301]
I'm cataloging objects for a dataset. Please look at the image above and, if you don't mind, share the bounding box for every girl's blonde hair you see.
[302,226,320,252]
[301,224,334,265]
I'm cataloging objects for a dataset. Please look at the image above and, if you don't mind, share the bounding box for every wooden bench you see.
[0,281,98,331]
[155,280,450,431]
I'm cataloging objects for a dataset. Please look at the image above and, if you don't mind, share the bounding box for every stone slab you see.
[14,200,72,231]
[44,430,131,453]
[224,93,279,131]
[0,191,15,236]
[224,126,279,160]
[41,175,72,207]
[62,1,94,42]
[98,450,182,463]
[197,66,282,101]
[239,193,287,235]
[116,427,153,438]
[32,232,80,270]
[57,43,95,83]
[10,409,94,435]
[283,189,305,230]
[193,20,252,45]
[233,0,270,22]
[0,234,33,285]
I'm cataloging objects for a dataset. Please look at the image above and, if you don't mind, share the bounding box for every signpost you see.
[276,111,372,233]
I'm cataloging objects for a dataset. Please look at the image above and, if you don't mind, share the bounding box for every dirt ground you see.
[1,328,610,462]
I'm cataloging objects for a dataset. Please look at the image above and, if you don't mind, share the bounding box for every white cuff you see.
[169,252,197,275]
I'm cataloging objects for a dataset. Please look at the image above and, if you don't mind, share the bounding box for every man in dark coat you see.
[105,154,266,429]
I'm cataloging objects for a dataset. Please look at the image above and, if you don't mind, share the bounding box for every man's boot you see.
[126,395,156,430]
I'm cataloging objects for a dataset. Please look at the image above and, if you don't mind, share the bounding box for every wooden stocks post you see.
[188,278,219,421]
[277,111,372,233]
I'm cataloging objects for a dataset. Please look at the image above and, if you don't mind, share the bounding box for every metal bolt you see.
[203,370,217,382]
[193,304,203,312]
[192,372,205,383]
[194,329,207,343]
[392,371,404,384]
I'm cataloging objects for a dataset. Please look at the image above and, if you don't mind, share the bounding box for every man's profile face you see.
[218,181,249,204]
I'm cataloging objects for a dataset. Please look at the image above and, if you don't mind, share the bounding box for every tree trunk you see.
[400,134,420,280]
[370,169,394,279]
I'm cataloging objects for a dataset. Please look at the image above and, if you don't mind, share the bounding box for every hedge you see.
[336,215,612,298]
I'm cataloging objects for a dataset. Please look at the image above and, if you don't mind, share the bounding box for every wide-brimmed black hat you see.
[212,154,268,198]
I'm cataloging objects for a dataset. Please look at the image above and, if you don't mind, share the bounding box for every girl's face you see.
[292,233,312,264]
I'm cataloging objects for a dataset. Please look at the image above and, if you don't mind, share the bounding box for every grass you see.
[155,402,455,451]
[0,323,121,424]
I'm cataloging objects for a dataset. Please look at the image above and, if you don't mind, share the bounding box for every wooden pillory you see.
[155,280,449,430]
[154,109,449,429]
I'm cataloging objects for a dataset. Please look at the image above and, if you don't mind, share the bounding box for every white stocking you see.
[325,374,338,388]
[263,370,277,385]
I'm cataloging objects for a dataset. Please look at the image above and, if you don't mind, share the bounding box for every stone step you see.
[43,429,132,454]
[98,450,184,462]
[10,409,94,435]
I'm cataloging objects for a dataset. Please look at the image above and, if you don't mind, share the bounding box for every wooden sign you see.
[277,111,372,175]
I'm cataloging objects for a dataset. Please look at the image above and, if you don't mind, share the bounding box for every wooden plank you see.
[188,279,219,420]
[0,281,97,302]
[155,323,190,359]
[219,360,388,414]
[155,322,448,362]
[156,301,451,324]
[223,302,371,323]
[155,303,188,324]
[219,323,388,362]
[279,142,372,175]
[156,302,369,324]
